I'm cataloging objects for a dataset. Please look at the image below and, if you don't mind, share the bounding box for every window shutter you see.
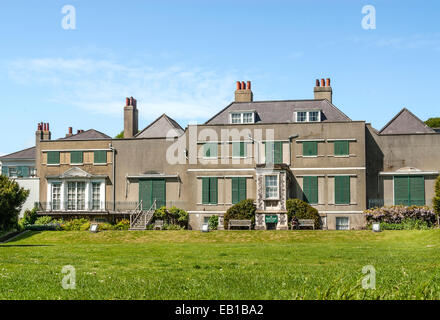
[47,151,60,165]
[335,176,350,204]
[409,176,425,206]
[239,177,247,202]
[274,141,282,164]
[202,178,210,204]
[240,142,245,157]
[21,166,30,178]
[394,176,409,206]
[231,177,239,204]
[139,179,152,210]
[152,179,166,208]
[71,151,83,164]
[334,141,349,156]
[303,141,317,156]
[94,150,106,164]
[1,166,8,176]
[303,176,318,204]
[232,142,244,158]
[209,177,218,204]
[265,142,274,164]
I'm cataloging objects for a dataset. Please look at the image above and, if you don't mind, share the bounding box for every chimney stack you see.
[124,96,139,138]
[234,80,253,102]
[314,78,333,103]
[36,122,51,144]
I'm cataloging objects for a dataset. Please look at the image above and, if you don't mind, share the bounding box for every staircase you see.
[129,200,156,230]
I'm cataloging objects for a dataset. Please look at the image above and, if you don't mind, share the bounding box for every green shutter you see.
[70,151,83,164]
[152,179,166,208]
[238,177,247,202]
[232,142,245,158]
[394,176,410,206]
[139,179,152,210]
[303,176,318,204]
[47,151,60,165]
[409,176,425,206]
[1,166,8,176]
[202,178,210,204]
[21,166,30,178]
[274,141,282,164]
[334,140,349,156]
[265,142,273,164]
[209,177,218,204]
[335,176,350,204]
[94,150,106,164]
[303,141,317,156]
[231,177,239,204]
[204,143,217,158]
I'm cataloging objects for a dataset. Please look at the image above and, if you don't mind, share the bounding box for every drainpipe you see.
[109,143,116,211]
[288,134,299,166]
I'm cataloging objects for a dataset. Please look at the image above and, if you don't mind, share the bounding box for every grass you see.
[1,230,440,299]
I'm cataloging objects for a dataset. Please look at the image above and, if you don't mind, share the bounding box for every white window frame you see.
[203,143,218,159]
[294,110,322,123]
[229,112,255,124]
[335,217,350,230]
[264,174,279,200]
[51,182,61,211]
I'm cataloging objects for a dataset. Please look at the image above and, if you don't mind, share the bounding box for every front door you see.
[139,179,166,210]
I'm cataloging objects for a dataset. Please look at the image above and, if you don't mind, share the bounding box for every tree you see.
[0,175,29,230]
[286,198,321,229]
[425,118,440,128]
[115,130,124,139]
[223,199,256,229]
[434,175,440,227]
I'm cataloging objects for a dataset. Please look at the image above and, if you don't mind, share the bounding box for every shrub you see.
[62,218,90,231]
[153,206,188,229]
[98,223,114,231]
[163,223,185,230]
[286,198,321,229]
[113,219,130,230]
[35,216,54,225]
[0,175,29,230]
[208,215,219,230]
[223,199,256,230]
[365,205,437,227]
[368,219,431,230]
[26,224,61,231]
[434,175,440,227]
[19,206,39,228]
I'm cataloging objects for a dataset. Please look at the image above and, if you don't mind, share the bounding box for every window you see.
[70,151,83,164]
[8,167,17,178]
[202,177,218,204]
[296,111,307,122]
[265,141,283,164]
[51,183,61,210]
[309,111,319,122]
[67,182,86,211]
[336,217,349,230]
[92,182,101,210]
[94,150,107,164]
[47,151,60,165]
[335,176,350,205]
[394,176,425,206]
[230,112,255,124]
[231,177,247,204]
[265,175,278,199]
[303,141,318,157]
[334,140,349,156]
[232,142,246,158]
[303,176,318,204]
[203,143,218,158]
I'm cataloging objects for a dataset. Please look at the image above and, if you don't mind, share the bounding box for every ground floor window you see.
[231,177,247,204]
[92,182,101,210]
[51,183,61,210]
[202,177,218,205]
[394,175,425,206]
[336,217,349,230]
[67,182,86,211]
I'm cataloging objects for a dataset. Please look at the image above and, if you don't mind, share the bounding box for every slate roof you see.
[205,99,351,125]
[379,108,435,135]
[59,129,111,140]
[136,114,184,138]
[0,146,36,160]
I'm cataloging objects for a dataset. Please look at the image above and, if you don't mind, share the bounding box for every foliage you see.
[286,198,321,229]
[115,130,124,139]
[425,117,440,128]
[98,223,114,231]
[163,223,185,230]
[18,206,39,229]
[434,175,440,226]
[208,215,219,230]
[35,216,55,225]
[25,224,61,231]
[113,219,130,230]
[62,218,90,231]
[369,219,431,230]
[0,175,29,230]
[365,205,437,227]
[154,206,188,228]
[223,199,256,229]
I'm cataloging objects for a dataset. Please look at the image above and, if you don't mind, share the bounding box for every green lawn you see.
[1,230,440,299]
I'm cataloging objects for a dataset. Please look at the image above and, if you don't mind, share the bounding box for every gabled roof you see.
[205,99,351,125]
[136,114,184,138]
[379,108,435,135]
[0,146,36,160]
[59,129,111,140]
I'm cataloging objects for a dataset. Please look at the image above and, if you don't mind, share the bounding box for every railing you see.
[130,200,157,230]
[130,200,144,228]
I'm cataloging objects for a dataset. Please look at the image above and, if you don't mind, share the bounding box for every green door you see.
[139,179,166,210]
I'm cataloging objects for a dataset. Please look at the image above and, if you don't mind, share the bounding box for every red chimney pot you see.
[326,78,330,87]
[321,79,325,87]
[241,81,246,90]
[247,81,251,90]
[316,79,320,87]
[236,81,241,90]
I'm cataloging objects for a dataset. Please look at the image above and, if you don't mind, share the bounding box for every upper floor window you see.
[294,110,321,122]
[47,151,60,165]
[265,175,279,199]
[203,143,218,158]
[230,112,255,124]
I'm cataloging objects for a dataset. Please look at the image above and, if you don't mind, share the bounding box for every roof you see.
[59,129,111,140]
[205,99,351,125]
[379,108,435,135]
[0,146,36,160]
[136,114,184,138]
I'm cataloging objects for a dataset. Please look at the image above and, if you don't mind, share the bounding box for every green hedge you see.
[286,198,321,229]
[223,199,256,230]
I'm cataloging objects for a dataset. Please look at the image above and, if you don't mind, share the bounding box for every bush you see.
[113,219,130,230]
[0,175,29,230]
[223,199,256,230]
[62,218,89,231]
[286,198,321,229]
[153,206,188,229]
[19,206,39,228]
[369,219,431,230]
[208,215,219,230]
[26,224,61,231]
[434,175,440,227]
[163,223,185,230]
[365,205,437,227]
[35,216,55,225]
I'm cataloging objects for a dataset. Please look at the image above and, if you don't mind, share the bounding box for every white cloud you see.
[7,58,241,122]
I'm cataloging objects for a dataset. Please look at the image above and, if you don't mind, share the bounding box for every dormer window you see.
[230,111,255,124]
[294,110,321,122]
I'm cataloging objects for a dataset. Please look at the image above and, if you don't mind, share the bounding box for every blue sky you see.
[0,0,439,155]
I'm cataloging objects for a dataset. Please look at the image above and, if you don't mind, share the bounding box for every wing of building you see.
[23,79,439,230]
